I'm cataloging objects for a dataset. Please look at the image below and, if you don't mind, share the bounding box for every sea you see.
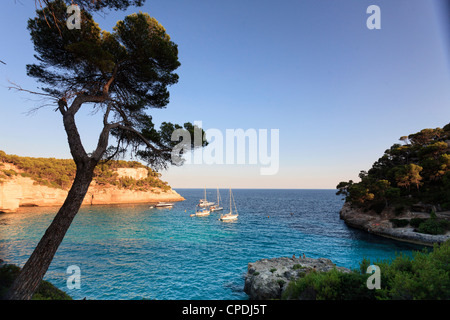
[0,189,425,300]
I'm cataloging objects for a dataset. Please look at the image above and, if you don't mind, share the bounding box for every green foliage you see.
[372,241,450,300]
[390,219,409,228]
[282,268,376,300]
[277,279,286,287]
[417,218,450,235]
[410,218,427,228]
[283,240,450,300]
[336,123,450,213]
[26,1,207,170]
[387,215,449,235]
[1,169,17,177]
[0,264,72,300]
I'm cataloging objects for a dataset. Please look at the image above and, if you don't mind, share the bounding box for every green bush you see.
[410,218,427,228]
[292,264,304,270]
[0,264,72,300]
[373,241,450,300]
[417,218,450,235]
[390,219,409,228]
[282,240,450,300]
[2,169,17,177]
[282,268,376,300]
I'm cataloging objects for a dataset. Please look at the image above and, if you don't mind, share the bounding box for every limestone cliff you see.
[0,162,184,213]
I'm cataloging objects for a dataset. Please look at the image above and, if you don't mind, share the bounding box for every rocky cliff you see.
[0,163,184,213]
[339,202,450,246]
[244,257,350,300]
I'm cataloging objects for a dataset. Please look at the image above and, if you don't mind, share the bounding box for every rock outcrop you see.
[339,202,450,246]
[244,257,350,300]
[0,164,184,213]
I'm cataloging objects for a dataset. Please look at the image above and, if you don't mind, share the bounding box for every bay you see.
[0,189,424,300]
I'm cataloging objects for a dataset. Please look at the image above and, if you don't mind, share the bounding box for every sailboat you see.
[190,205,211,217]
[210,188,223,212]
[198,187,215,207]
[219,188,238,221]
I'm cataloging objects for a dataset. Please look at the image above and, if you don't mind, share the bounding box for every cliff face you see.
[339,202,450,246]
[0,163,184,213]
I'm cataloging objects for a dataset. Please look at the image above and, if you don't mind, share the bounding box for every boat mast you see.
[229,188,232,214]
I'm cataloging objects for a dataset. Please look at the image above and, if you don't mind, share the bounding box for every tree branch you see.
[103,66,118,96]
[6,80,55,98]
[117,124,170,153]
[66,93,108,116]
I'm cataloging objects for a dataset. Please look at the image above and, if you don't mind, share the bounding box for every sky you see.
[0,0,449,189]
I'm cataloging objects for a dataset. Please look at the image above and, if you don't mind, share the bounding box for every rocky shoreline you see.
[339,202,450,246]
[244,257,350,300]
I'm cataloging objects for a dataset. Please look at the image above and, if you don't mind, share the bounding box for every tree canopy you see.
[27,0,203,169]
[337,123,450,213]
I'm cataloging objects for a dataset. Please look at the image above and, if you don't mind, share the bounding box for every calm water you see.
[0,189,424,300]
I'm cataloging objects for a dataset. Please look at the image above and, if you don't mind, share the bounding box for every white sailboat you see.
[190,205,211,217]
[210,188,223,212]
[219,188,238,221]
[198,187,215,207]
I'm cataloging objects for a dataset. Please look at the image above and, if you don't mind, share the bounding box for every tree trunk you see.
[4,160,97,300]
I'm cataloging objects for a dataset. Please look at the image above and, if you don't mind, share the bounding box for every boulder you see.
[244,257,350,300]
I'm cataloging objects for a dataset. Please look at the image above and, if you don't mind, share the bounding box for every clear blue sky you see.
[0,0,449,189]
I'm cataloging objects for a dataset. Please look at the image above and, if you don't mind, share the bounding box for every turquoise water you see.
[0,189,424,300]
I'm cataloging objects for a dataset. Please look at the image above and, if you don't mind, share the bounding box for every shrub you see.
[282,240,450,300]
[390,219,409,228]
[0,264,72,300]
[364,241,450,300]
[282,268,376,300]
[2,169,17,177]
[417,218,450,235]
[410,218,427,228]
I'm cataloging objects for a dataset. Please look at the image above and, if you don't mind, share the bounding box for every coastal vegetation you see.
[0,264,72,300]
[336,123,450,235]
[0,150,170,191]
[282,240,450,300]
